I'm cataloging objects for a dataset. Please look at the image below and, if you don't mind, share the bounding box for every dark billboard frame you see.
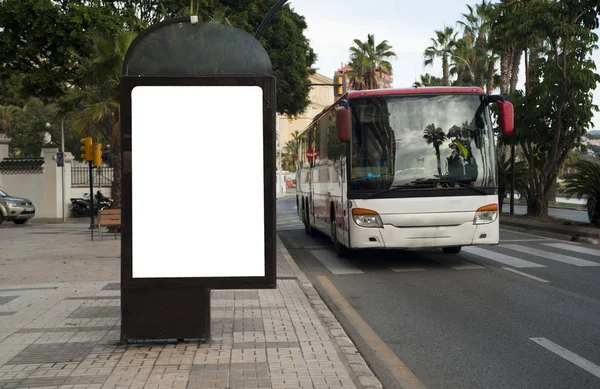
[120,75,277,291]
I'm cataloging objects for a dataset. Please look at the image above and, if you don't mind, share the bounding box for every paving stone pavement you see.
[0,232,382,389]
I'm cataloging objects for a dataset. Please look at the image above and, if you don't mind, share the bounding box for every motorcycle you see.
[70,191,113,217]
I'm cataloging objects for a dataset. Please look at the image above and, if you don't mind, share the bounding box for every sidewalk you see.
[0,223,382,389]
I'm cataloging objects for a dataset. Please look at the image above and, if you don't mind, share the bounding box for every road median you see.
[500,214,600,242]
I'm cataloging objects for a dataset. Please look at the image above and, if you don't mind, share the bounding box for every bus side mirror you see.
[497,101,514,136]
[336,106,351,142]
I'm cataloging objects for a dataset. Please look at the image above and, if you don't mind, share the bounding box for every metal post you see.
[61,118,66,222]
[89,160,94,236]
[510,141,515,215]
[277,116,282,194]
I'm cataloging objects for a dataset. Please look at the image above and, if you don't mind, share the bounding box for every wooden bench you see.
[95,209,121,241]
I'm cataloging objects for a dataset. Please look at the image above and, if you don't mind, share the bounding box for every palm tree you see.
[423,124,447,177]
[282,139,298,171]
[412,73,443,87]
[0,104,21,136]
[348,34,396,90]
[423,26,457,86]
[562,158,600,226]
[69,29,138,209]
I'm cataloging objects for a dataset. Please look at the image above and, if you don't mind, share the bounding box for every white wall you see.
[1,173,46,216]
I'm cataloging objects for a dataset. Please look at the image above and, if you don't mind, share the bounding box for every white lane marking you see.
[462,246,546,268]
[542,243,600,258]
[388,267,426,273]
[503,244,600,267]
[530,338,600,379]
[501,239,552,242]
[428,255,485,270]
[310,250,364,275]
[502,267,550,283]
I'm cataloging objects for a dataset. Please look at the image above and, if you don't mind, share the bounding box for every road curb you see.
[500,217,600,241]
[276,235,384,389]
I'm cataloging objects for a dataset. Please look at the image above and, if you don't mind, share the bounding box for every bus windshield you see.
[349,93,497,191]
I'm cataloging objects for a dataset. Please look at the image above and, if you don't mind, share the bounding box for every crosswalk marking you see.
[530,338,600,379]
[310,250,364,275]
[428,254,485,270]
[277,214,303,231]
[462,246,546,268]
[542,242,600,258]
[503,244,600,267]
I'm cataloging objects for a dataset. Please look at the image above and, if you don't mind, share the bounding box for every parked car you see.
[0,188,35,225]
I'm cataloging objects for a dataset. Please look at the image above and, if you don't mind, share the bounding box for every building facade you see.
[277,73,335,148]
[335,63,393,90]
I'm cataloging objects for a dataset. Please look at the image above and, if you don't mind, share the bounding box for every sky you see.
[286,0,600,133]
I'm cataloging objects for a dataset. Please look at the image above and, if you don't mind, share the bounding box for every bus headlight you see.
[473,204,498,224]
[352,208,383,228]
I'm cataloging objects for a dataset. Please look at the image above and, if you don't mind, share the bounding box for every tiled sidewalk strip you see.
[0,238,383,389]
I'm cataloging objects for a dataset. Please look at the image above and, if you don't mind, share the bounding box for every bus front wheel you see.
[331,218,351,258]
[442,246,462,254]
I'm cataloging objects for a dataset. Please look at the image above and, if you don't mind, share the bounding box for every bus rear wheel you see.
[442,246,462,254]
[304,203,315,237]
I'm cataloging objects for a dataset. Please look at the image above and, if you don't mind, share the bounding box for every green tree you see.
[68,29,138,209]
[506,0,600,216]
[562,158,600,226]
[412,73,443,87]
[0,105,21,138]
[348,34,396,90]
[423,26,457,86]
[0,0,140,103]
[8,98,58,157]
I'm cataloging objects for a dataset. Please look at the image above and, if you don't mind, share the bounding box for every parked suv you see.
[0,189,35,225]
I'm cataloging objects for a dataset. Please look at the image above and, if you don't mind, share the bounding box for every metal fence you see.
[71,166,114,186]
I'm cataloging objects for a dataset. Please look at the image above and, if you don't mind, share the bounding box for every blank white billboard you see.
[131,86,265,278]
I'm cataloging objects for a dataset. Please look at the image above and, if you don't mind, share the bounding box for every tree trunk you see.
[588,196,600,226]
[111,146,121,209]
[442,55,449,86]
[547,177,558,204]
[509,49,522,94]
[500,52,510,94]
[486,59,495,95]
[476,63,485,90]
[527,192,548,217]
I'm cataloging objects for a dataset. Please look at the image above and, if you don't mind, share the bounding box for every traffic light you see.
[80,137,92,161]
[92,143,102,167]
[333,74,346,97]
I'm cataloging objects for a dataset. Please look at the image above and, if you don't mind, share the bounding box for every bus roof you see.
[345,86,486,99]
[308,86,488,132]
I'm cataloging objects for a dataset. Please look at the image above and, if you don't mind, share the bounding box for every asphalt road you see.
[501,203,590,224]
[277,196,600,389]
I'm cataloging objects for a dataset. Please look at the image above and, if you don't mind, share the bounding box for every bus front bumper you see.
[349,221,499,249]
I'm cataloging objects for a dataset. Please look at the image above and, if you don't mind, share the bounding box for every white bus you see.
[296,86,514,257]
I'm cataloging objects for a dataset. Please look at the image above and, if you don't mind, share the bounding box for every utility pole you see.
[61,118,66,222]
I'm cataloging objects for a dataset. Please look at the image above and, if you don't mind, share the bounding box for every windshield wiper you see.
[422,179,488,195]
[364,179,488,198]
